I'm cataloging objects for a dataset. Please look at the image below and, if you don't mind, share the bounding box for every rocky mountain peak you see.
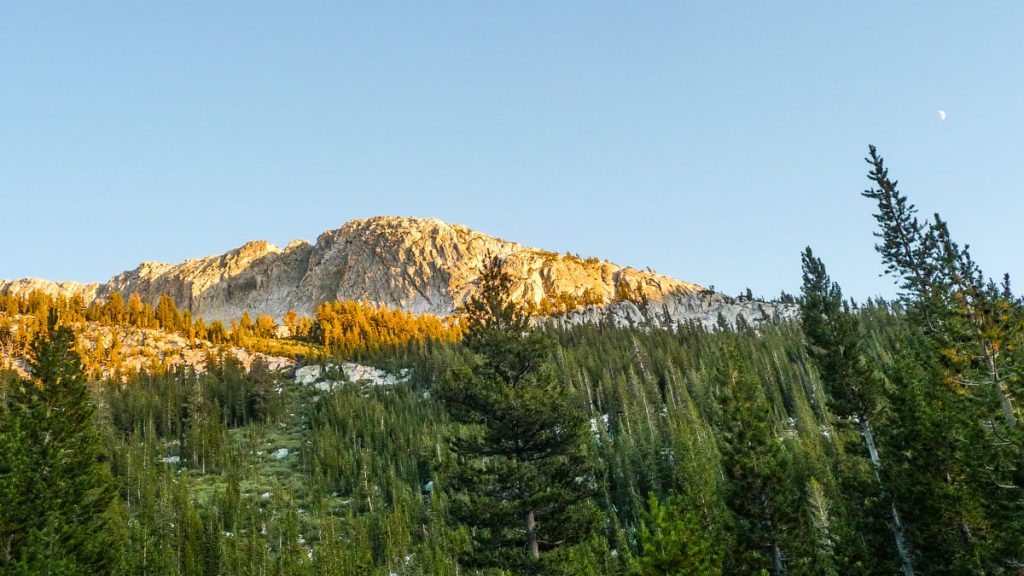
[285,239,311,252]
[1,216,796,328]
[236,240,282,259]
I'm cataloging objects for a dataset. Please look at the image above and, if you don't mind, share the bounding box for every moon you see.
[938,109,947,121]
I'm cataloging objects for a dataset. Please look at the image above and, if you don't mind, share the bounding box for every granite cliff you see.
[0,217,795,329]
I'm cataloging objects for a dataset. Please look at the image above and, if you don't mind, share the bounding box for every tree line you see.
[0,291,463,374]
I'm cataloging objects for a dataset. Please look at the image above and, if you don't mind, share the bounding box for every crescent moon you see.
[938,109,947,121]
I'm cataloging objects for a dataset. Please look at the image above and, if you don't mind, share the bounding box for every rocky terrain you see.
[0,216,796,329]
[293,363,410,390]
[0,314,294,380]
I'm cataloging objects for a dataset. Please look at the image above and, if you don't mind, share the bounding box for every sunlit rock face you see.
[97,239,313,322]
[0,278,102,302]
[0,216,796,328]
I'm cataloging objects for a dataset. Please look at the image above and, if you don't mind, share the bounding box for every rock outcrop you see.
[1,216,796,329]
[0,278,102,302]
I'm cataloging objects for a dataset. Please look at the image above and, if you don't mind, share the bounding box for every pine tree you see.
[863,146,1020,427]
[717,357,804,576]
[805,478,839,576]
[437,256,601,574]
[800,247,915,576]
[799,247,871,419]
[861,145,1024,571]
[154,295,180,332]
[0,311,118,574]
[633,492,721,576]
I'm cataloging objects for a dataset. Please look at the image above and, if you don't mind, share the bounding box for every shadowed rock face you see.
[0,216,796,328]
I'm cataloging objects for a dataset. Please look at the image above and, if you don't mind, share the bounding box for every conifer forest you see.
[2,148,1023,575]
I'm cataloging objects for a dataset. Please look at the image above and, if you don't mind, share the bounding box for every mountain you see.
[0,216,794,328]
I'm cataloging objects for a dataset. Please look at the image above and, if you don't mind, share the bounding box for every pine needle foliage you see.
[633,492,722,576]
[438,256,601,574]
[0,312,119,575]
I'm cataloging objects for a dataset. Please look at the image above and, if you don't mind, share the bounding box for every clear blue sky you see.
[3,2,1022,300]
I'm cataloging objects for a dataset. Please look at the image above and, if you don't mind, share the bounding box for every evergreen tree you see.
[861,145,1024,572]
[154,295,180,332]
[0,312,118,575]
[717,357,804,576]
[633,492,721,576]
[799,247,872,419]
[800,247,914,575]
[805,478,838,576]
[437,256,601,574]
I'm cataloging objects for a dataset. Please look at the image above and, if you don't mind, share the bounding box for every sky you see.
[2,2,1022,301]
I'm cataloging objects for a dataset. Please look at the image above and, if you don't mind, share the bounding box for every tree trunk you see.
[772,543,784,576]
[983,344,1017,429]
[860,417,914,576]
[526,509,539,560]
[861,416,881,469]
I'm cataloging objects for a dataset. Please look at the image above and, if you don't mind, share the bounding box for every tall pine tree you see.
[860,145,1024,571]
[0,311,118,575]
[716,356,805,576]
[438,256,601,574]
[800,247,914,575]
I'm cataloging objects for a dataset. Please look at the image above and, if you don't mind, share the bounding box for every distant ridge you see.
[0,216,795,329]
